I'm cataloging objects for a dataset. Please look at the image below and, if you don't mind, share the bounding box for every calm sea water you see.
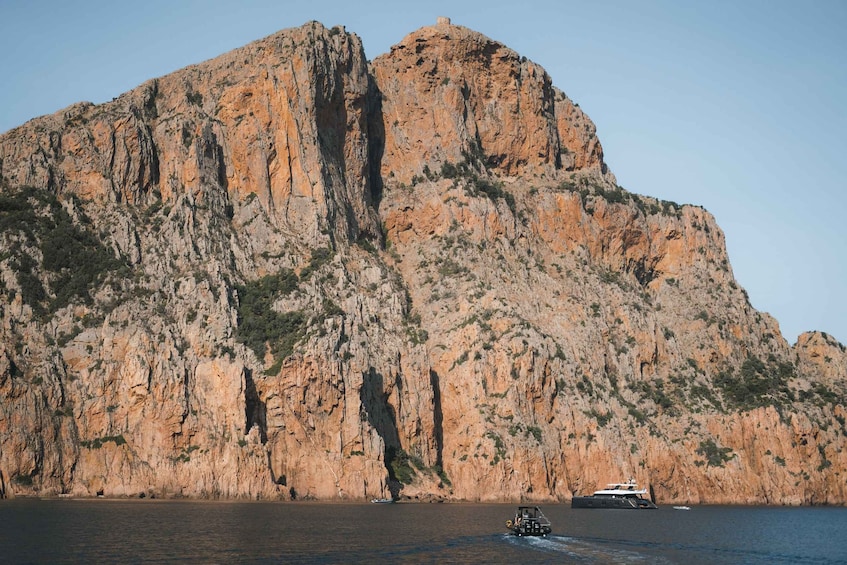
[2,499,846,564]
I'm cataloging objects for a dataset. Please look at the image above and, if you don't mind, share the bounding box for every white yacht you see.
[571,478,658,509]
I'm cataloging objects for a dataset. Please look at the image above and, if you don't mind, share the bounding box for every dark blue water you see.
[2,499,846,563]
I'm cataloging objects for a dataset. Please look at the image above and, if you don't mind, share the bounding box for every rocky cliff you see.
[1,19,845,504]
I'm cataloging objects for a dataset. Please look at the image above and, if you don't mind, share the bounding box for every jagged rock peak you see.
[371,19,608,184]
[2,18,609,209]
[0,20,381,246]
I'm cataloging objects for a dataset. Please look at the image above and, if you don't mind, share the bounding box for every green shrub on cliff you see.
[696,439,734,467]
[0,187,126,318]
[80,435,127,449]
[234,269,305,363]
[715,355,795,410]
[386,447,418,484]
[299,246,333,280]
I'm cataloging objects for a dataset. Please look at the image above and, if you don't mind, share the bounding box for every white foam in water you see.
[505,534,673,563]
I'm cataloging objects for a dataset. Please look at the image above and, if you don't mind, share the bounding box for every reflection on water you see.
[1,500,846,564]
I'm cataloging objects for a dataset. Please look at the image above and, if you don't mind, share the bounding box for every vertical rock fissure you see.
[243,368,267,443]
[430,370,444,470]
[359,368,401,480]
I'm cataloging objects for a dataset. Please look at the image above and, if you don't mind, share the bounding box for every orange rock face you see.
[1,22,379,244]
[371,22,604,184]
[0,20,844,504]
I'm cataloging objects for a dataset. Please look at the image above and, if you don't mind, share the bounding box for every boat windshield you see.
[515,506,550,523]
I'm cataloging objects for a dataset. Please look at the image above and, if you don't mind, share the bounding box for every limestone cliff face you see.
[0,20,844,504]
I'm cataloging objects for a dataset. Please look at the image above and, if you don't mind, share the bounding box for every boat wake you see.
[503,534,673,563]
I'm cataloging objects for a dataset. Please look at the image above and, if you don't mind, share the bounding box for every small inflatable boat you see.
[505,506,552,536]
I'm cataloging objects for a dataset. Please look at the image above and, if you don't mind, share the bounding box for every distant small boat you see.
[371,498,394,504]
[673,506,691,510]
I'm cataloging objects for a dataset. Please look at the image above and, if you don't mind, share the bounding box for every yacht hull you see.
[571,496,657,509]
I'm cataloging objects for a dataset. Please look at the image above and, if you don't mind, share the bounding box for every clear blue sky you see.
[2,0,845,344]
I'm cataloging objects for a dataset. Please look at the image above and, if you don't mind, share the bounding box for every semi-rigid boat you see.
[571,479,658,509]
[505,506,552,536]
